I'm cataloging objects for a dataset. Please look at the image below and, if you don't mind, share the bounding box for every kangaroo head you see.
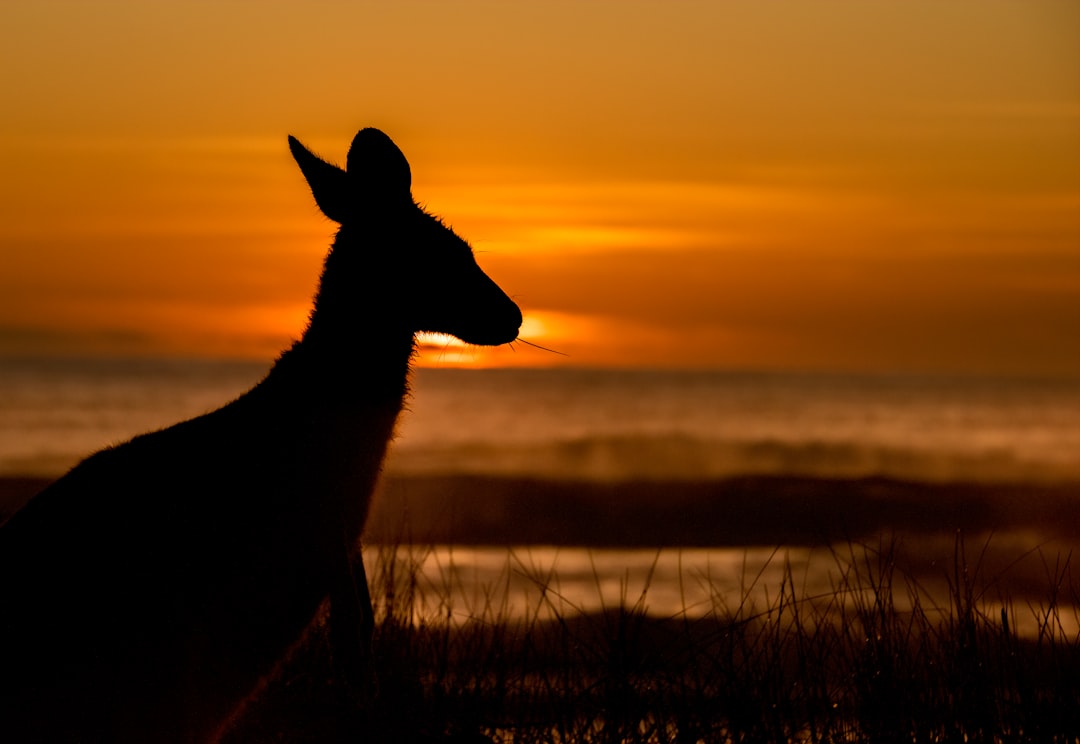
[289,128,522,346]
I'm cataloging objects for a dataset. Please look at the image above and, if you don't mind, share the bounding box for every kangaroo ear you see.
[288,135,352,224]
[345,128,412,202]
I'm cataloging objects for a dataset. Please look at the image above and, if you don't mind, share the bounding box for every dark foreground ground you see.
[3,475,1079,742]
[227,531,1079,744]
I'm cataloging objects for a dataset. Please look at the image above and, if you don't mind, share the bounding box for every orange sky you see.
[1,2,1077,375]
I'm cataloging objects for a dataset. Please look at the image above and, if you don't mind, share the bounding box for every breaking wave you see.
[387,433,1080,485]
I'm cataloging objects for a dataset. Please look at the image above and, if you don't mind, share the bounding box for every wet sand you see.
[7,474,1073,548]
[366,473,1080,547]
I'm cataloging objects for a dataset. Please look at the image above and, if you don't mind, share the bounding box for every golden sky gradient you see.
[1,2,1077,375]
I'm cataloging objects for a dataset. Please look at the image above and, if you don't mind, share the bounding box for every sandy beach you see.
[367,473,1080,547]
[6,473,1077,549]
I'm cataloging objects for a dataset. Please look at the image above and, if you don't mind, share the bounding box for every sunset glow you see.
[1,2,1077,375]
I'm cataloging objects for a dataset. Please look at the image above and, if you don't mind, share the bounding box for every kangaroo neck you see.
[262,277,417,411]
[276,226,417,405]
[267,325,415,408]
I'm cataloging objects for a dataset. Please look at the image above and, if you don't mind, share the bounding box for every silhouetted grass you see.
[226,535,1080,743]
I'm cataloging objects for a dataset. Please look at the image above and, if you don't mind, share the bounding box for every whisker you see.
[516,338,569,356]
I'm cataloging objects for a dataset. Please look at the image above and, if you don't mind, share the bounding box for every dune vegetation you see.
[226,534,1080,744]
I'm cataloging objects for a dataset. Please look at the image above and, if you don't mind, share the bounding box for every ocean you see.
[2,356,1077,484]
[2,356,1078,634]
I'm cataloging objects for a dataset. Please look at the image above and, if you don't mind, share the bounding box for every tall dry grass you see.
[226,535,1079,743]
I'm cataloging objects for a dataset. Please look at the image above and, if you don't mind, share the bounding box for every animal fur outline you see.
[0,128,522,743]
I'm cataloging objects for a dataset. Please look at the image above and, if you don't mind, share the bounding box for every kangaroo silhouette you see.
[0,128,522,743]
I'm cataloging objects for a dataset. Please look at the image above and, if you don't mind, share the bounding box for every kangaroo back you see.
[0,128,521,743]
